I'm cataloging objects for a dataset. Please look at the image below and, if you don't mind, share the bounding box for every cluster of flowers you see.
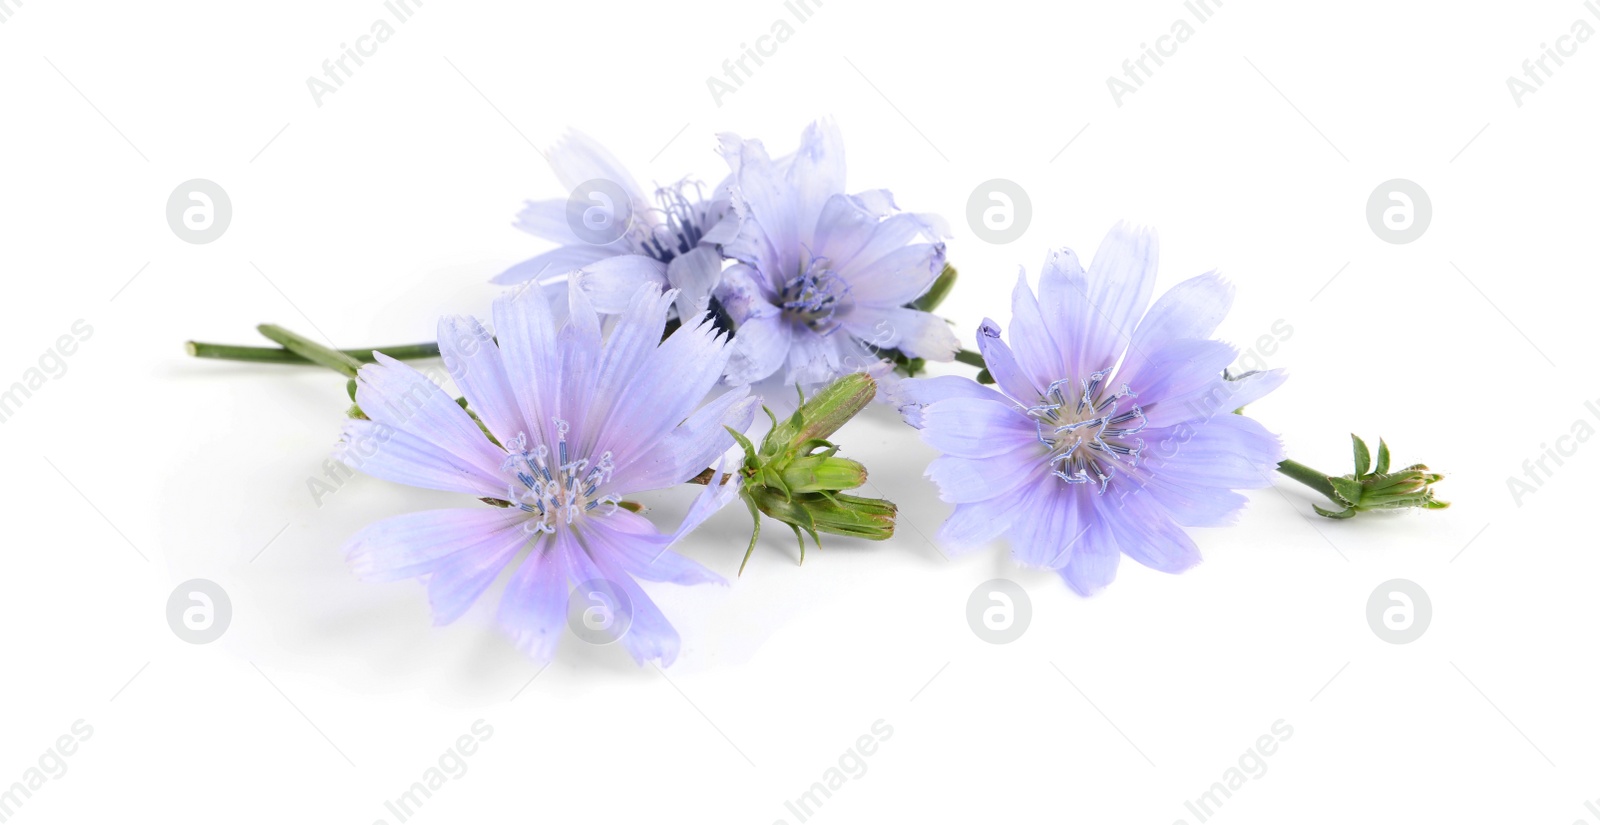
[189,120,1447,666]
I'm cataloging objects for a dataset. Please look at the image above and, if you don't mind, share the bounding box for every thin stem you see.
[256,324,365,377]
[185,340,441,366]
[1275,458,1339,502]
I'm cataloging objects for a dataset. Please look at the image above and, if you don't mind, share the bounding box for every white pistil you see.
[502,419,620,532]
[1025,369,1148,494]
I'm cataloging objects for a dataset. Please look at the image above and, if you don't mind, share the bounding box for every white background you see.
[2,1,1597,822]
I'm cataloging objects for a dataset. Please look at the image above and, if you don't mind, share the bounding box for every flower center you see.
[640,180,712,263]
[780,258,850,335]
[501,419,619,534]
[1024,369,1147,493]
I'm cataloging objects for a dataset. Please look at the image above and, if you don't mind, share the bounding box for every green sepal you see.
[1327,476,1363,507]
[1351,434,1372,479]
[725,425,761,465]
[910,263,957,313]
[738,493,763,577]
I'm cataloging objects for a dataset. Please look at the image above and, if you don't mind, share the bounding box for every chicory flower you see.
[341,281,755,664]
[714,120,959,398]
[895,225,1287,595]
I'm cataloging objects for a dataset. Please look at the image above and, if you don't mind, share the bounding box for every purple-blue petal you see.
[497,533,571,663]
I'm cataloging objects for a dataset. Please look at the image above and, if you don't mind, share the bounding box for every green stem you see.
[1275,458,1339,502]
[954,349,986,369]
[255,324,366,377]
[185,340,441,366]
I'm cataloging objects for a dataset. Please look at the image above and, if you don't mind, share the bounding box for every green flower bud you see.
[746,490,897,545]
[766,372,877,448]
[779,452,869,496]
[802,493,897,539]
[727,373,899,574]
[1297,435,1450,519]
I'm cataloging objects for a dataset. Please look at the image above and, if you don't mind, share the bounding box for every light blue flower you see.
[894,225,1286,595]
[494,130,731,323]
[340,281,755,664]
[713,121,959,394]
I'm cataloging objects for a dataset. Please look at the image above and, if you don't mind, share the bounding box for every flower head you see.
[340,281,755,664]
[895,225,1287,595]
[494,130,732,324]
[714,121,959,397]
